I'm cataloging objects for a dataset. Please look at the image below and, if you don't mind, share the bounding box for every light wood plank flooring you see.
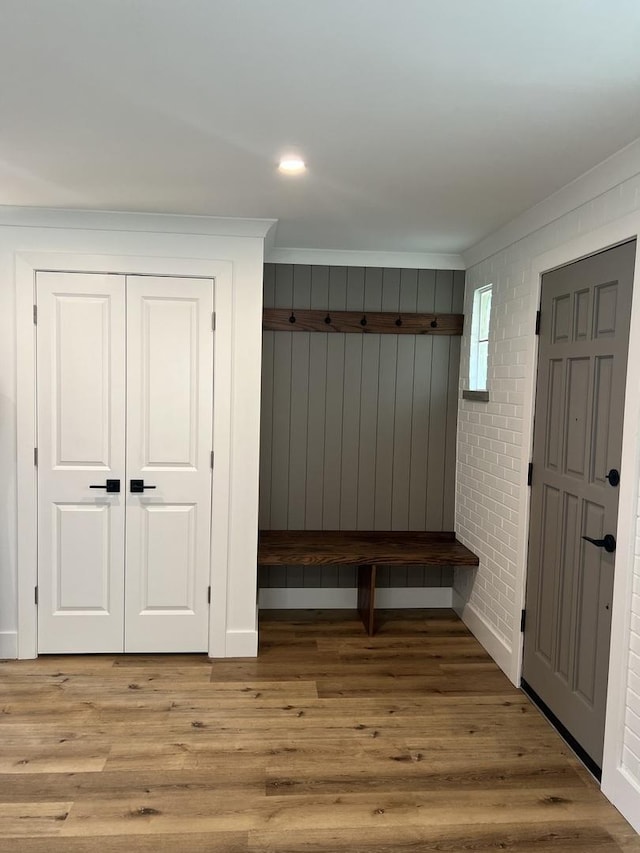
[0,609,638,852]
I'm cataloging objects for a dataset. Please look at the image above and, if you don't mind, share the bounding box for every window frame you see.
[466,283,492,400]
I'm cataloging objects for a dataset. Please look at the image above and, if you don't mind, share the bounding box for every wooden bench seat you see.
[258,530,478,635]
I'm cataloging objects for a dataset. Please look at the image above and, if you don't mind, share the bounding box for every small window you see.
[469,284,492,392]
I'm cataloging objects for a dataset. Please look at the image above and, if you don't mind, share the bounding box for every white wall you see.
[0,208,272,660]
[455,140,640,832]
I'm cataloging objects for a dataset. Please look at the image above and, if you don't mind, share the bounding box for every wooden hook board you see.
[263,308,463,335]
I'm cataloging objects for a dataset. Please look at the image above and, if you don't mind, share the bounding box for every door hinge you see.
[210,450,214,469]
[207,586,211,605]
[33,304,37,325]
[34,586,39,606]
[535,310,541,335]
[34,447,38,466]
[212,312,216,331]
[527,462,533,486]
[520,609,526,632]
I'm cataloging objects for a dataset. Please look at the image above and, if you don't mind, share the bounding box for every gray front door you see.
[523,240,635,770]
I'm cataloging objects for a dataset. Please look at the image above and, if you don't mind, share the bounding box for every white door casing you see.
[36,272,126,653]
[125,276,214,652]
[15,241,257,666]
[36,271,214,654]
[519,224,640,833]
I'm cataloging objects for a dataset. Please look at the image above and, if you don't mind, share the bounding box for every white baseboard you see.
[258,587,453,609]
[217,629,258,658]
[0,631,18,659]
[602,766,640,834]
[455,600,515,685]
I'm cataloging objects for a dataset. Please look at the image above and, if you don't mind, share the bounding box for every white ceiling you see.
[1,0,640,255]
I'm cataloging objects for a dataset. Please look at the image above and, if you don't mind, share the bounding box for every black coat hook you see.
[430,317,438,328]
[324,313,332,324]
[395,316,403,327]
[289,311,296,324]
[360,315,367,327]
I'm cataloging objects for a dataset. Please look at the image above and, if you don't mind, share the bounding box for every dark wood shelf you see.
[258,530,478,567]
[263,308,463,335]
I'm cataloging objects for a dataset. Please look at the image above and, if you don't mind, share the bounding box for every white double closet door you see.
[36,272,214,654]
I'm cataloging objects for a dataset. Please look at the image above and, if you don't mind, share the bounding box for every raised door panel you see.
[54,295,113,467]
[53,504,112,612]
[139,504,197,611]
[140,296,199,468]
[36,272,126,653]
[124,276,213,653]
[564,358,590,479]
[533,484,561,665]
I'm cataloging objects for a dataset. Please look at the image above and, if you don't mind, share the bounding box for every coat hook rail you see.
[263,308,463,335]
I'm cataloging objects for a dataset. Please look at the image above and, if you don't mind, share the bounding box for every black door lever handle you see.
[582,534,616,553]
[130,479,157,493]
[89,479,120,493]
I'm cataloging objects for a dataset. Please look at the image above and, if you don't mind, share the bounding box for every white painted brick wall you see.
[456,172,640,785]
[626,507,640,779]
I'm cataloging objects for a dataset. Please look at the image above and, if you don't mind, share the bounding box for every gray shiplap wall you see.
[260,264,464,589]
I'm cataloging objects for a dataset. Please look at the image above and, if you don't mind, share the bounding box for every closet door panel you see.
[125,276,214,652]
[36,272,126,653]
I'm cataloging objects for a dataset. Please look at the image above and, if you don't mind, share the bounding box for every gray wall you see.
[259,264,464,589]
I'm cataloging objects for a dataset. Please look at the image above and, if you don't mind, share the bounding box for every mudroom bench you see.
[258,530,479,635]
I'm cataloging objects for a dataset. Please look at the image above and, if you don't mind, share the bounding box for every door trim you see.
[519,214,640,825]
[16,252,233,660]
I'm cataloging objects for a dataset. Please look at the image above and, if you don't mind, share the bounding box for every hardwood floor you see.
[0,609,638,852]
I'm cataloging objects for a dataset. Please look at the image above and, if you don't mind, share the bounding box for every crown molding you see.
[265,246,465,270]
[463,136,640,269]
[0,205,277,239]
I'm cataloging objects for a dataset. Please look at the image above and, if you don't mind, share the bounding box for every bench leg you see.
[357,564,377,636]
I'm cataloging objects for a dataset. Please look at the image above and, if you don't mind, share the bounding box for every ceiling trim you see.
[265,246,465,270]
[0,206,277,239]
[463,137,640,269]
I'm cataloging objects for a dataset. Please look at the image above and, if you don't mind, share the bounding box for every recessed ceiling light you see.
[278,157,306,174]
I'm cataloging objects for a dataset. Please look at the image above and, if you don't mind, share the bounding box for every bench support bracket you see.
[357,564,377,636]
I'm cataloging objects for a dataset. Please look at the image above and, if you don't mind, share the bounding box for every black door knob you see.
[89,479,120,493]
[130,479,157,493]
[606,468,620,487]
[582,534,616,553]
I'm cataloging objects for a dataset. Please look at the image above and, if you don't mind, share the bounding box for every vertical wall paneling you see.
[339,268,366,588]
[305,267,329,531]
[288,267,312,588]
[375,269,401,531]
[444,271,465,525]
[392,269,419,532]
[426,270,453,529]
[260,264,462,591]
[340,267,365,530]
[288,265,311,531]
[409,270,436,530]
[323,267,347,532]
[322,268,347,586]
[357,268,384,529]
[270,266,293,530]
